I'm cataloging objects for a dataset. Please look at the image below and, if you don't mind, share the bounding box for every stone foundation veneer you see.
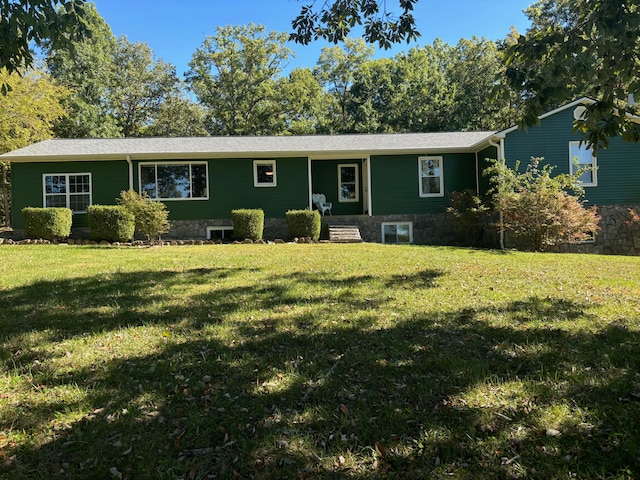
[167,213,458,245]
[168,205,640,254]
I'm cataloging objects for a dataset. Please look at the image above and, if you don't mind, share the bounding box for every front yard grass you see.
[1,243,639,479]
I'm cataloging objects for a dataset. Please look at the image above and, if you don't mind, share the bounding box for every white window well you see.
[43,173,92,213]
[338,163,359,202]
[254,160,277,187]
[381,222,413,244]
[569,141,597,186]
[206,226,234,240]
[418,156,444,197]
[139,162,208,200]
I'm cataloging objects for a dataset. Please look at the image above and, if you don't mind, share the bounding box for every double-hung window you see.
[140,162,208,200]
[338,164,359,202]
[418,156,444,197]
[569,141,597,186]
[43,173,92,213]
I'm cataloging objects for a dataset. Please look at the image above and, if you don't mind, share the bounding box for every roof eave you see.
[6,145,492,162]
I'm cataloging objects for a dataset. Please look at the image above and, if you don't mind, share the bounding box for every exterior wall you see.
[477,145,499,196]
[132,157,310,221]
[370,153,477,215]
[11,160,129,229]
[502,107,640,206]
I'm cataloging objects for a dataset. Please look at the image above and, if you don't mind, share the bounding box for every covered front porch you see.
[308,158,371,216]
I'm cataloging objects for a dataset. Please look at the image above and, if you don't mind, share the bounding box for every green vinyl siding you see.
[370,153,476,215]
[311,159,363,216]
[504,106,640,205]
[477,145,498,197]
[133,157,309,220]
[11,160,129,229]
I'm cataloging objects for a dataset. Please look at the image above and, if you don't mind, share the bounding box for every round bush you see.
[286,209,321,241]
[231,209,264,241]
[88,205,135,242]
[22,207,72,240]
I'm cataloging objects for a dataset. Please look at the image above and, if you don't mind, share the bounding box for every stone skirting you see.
[166,214,457,244]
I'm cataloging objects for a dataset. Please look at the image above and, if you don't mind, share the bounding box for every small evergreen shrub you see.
[286,209,321,241]
[22,207,72,240]
[88,205,135,242]
[231,209,264,241]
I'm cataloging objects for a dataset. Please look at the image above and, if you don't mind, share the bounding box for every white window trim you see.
[42,173,92,213]
[569,141,597,187]
[338,163,359,203]
[381,222,413,244]
[253,160,277,187]
[418,156,445,198]
[139,162,209,201]
[206,225,234,240]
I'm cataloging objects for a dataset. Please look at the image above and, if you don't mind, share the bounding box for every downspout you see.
[488,138,505,250]
[474,151,480,196]
[126,155,133,191]
[307,157,313,209]
[366,156,372,216]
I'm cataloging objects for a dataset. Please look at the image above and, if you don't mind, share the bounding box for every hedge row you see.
[21,206,324,242]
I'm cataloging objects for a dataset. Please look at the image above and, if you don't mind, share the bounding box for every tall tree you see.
[186,24,293,136]
[142,95,208,137]
[108,36,183,137]
[314,38,374,132]
[504,0,640,149]
[290,0,420,49]
[0,69,69,225]
[46,2,119,138]
[348,58,398,132]
[447,37,515,131]
[47,3,198,138]
[393,41,456,132]
[277,67,334,134]
[0,0,88,77]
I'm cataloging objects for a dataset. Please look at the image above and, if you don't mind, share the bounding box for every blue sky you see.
[90,0,534,77]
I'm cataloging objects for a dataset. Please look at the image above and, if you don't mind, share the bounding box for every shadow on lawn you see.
[1,269,640,479]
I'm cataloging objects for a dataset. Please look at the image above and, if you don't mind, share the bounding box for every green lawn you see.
[1,244,639,479]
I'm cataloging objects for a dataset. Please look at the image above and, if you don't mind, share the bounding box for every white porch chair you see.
[312,193,332,216]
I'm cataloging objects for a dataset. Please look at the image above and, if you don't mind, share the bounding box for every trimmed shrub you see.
[22,207,72,240]
[286,209,321,241]
[88,205,135,242]
[231,209,264,241]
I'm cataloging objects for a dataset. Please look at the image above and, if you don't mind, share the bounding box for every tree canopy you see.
[290,0,420,49]
[504,0,640,150]
[0,0,88,77]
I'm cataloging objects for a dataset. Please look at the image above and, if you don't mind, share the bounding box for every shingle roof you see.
[1,132,497,161]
